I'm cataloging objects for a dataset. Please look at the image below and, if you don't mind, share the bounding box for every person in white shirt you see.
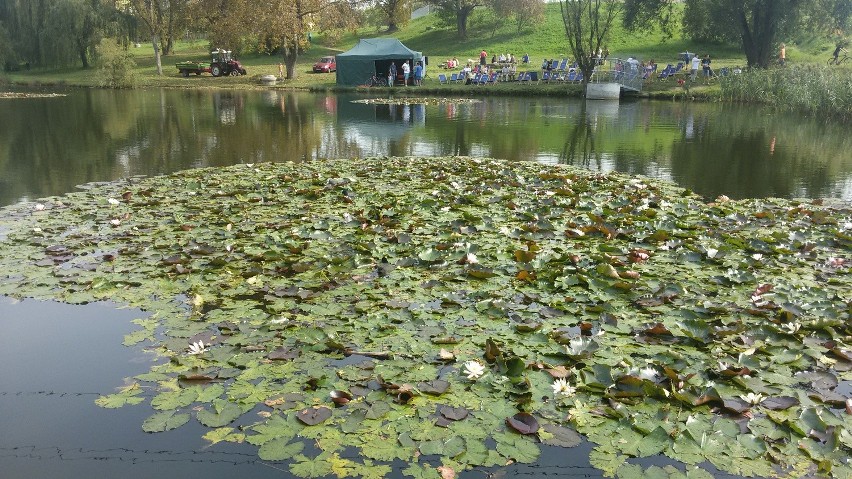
[690,54,701,81]
[402,61,410,86]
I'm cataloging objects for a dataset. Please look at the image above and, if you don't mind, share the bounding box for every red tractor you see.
[209,49,247,77]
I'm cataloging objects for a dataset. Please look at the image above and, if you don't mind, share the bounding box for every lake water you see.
[1,87,849,478]
[2,87,852,209]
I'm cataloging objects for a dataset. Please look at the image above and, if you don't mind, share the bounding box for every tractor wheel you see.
[195,71,201,76]
[240,69,247,75]
[211,66,222,77]
[230,69,239,76]
[180,69,189,77]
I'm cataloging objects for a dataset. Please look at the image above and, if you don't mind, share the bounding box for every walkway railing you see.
[589,58,643,93]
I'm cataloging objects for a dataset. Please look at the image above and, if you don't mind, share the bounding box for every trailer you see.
[175,61,210,77]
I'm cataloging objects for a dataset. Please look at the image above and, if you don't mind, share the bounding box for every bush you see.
[97,39,138,89]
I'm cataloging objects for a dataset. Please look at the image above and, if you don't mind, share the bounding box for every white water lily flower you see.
[706,248,719,259]
[34,203,45,211]
[639,367,659,382]
[566,337,590,356]
[463,360,486,380]
[552,378,576,397]
[782,322,801,334]
[108,198,120,205]
[740,392,764,405]
[187,340,208,355]
[109,219,121,226]
[465,252,479,264]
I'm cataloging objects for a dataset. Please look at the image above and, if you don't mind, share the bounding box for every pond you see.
[2,88,852,209]
[1,88,850,479]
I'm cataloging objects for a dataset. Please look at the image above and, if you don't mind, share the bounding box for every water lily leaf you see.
[417,379,450,396]
[540,424,582,448]
[296,406,332,426]
[289,453,334,478]
[637,426,670,457]
[197,399,243,427]
[258,437,305,461]
[722,398,751,415]
[506,412,539,435]
[762,396,799,410]
[268,347,300,360]
[467,265,497,279]
[440,406,469,421]
[142,410,191,432]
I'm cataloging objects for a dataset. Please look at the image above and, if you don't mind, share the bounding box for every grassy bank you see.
[1,3,848,111]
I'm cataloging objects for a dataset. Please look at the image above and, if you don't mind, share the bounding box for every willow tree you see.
[560,0,622,91]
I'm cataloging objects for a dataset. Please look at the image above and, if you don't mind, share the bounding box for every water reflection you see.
[2,88,851,206]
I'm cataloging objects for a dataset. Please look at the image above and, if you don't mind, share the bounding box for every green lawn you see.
[1,3,846,97]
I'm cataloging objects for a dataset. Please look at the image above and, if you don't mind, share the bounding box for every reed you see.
[720,66,852,120]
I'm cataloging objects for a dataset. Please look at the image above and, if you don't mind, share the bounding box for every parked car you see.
[313,56,336,73]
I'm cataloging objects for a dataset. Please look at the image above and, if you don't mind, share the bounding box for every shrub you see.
[97,39,138,89]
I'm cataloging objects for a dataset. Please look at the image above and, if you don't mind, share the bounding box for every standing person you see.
[402,60,411,86]
[522,53,529,64]
[690,53,700,81]
[277,62,284,79]
[480,50,487,66]
[779,43,786,66]
[388,62,397,87]
[701,54,712,84]
[413,61,423,86]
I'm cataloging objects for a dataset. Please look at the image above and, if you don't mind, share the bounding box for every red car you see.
[313,56,336,73]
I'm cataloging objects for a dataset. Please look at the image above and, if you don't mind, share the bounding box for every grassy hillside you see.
[1,3,844,92]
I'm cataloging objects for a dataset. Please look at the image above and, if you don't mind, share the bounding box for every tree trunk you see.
[152,34,162,75]
[387,23,399,33]
[78,41,89,68]
[283,46,298,80]
[457,6,474,38]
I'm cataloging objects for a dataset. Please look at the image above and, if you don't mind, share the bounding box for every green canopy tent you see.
[336,38,423,86]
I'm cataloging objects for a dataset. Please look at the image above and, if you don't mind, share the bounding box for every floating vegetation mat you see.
[0,92,67,99]
[352,98,480,105]
[1,157,851,478]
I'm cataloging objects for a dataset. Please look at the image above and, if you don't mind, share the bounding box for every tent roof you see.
[337,38,422,59]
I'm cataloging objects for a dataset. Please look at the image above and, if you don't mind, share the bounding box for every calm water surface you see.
[1,87,848,478]
[2,87,851,208]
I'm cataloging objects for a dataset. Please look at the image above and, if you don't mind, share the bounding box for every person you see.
[832,43,847,64]
[541,58,549,70]
[779,43,786,66]
[388,62,397,86]
[452,57,459,68]
[690,53,701,81]
[602,46,609,60]
[480,50,487,66]
[509,54,515,63]
[402,60,410,86]
[277,62,284,79]
[413,61,423,86]
[491,55,497,64]
[522,53,529,64]
[701,54,712,83]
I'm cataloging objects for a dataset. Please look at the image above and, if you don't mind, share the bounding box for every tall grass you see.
[720,66,852,120]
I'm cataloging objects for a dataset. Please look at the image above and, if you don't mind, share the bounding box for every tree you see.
[623,0,852,68]
[42,0,104,68]
[127,0,165,75]
[427,0,486,38]
[560,0,622,91]
[215,0,362,80]
[491,0,544,34]
[375,0,411,32]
